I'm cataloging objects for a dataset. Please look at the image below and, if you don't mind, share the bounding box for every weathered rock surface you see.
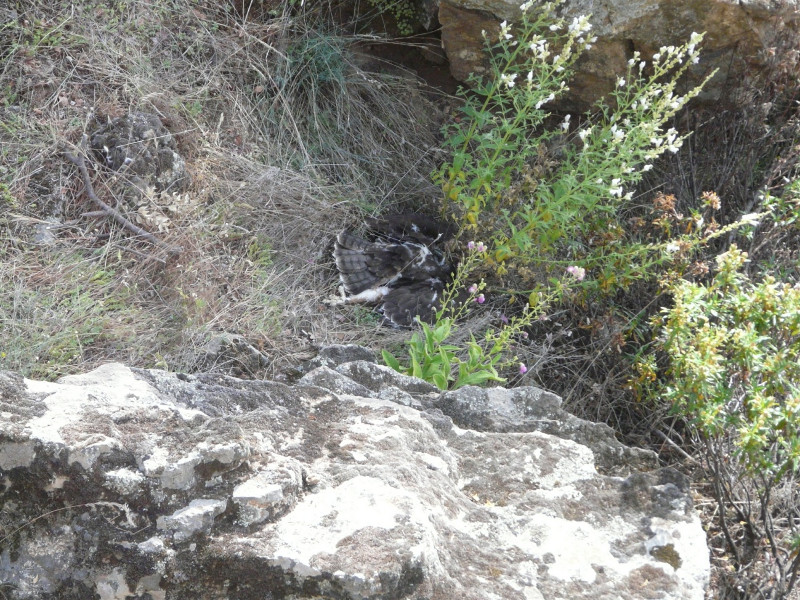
[440,0,800,110]
[0,346,709,599]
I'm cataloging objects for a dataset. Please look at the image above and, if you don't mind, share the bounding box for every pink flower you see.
[475,294,485,304]
[468,284,478,294]
[519,363,528,374]
[468,240,487,253]
[566,265,586,281]
[500,313,509,325]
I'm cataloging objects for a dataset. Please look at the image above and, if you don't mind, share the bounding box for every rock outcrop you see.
[0,346,709,599]
[439,0,799,110]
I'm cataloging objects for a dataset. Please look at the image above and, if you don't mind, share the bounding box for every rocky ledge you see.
[0,345,709,599]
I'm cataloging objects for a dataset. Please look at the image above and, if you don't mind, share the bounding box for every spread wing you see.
[380,278,447,327]
[334,232,420,294]
[366,214,456,245]
[331,214,455,327]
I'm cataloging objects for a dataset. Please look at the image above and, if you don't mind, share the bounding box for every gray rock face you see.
[439,0,799,110]
[0,351,709,599]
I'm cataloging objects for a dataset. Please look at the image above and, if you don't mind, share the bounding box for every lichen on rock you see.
[0,348,709,599]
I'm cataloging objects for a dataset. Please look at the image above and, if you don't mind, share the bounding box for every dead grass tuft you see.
[0,0,444,379]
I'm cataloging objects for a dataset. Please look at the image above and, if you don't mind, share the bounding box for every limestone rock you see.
[0,353,709,599]
[193,332,271,378]
[439,0,800,110]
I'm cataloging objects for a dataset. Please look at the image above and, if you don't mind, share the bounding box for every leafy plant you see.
[661,244,800,475]
[437,1,715,295]
[382,242,580,389]
[364,0,420,36]
[657,243,800,597]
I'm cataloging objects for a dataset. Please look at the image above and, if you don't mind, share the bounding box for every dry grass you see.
[0,0,444,379]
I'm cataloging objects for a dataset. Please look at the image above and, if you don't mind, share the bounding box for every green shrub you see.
[660,244,800,477]
[437,0,715,294]
[656,242,800,597]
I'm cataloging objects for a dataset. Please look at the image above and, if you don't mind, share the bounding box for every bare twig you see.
[653,429,699,464]
[706,437,743,564]
[63,143,181,256]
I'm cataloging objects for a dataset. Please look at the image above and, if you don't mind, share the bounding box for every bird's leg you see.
[322,284,348,306]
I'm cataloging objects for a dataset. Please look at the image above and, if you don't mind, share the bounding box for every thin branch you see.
[706,437,742,563]
[654,429,699,464]
[63,143,181,256]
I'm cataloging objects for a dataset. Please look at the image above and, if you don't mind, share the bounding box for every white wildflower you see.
[665,242,680,253]
[740,213,761,226]
[560,114,571,131]
[578,128,590,141]
[529,38,550,59]
[500,73,518,88]
[667,139,683,153]
[617,76,626,87]
[665,128,678,145]
[568,15,592,35]
[520,0,534,11]
[499,20,513,41]
[642,164,653,172]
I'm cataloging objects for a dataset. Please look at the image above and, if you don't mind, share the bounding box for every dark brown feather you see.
[332,214,455,326]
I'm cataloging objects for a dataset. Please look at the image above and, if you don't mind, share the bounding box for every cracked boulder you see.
[0,349,709,599]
